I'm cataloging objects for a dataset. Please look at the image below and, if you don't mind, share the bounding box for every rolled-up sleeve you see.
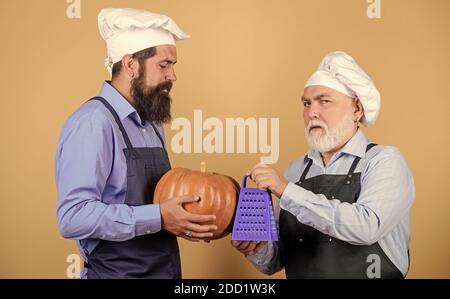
[55,111,161,241]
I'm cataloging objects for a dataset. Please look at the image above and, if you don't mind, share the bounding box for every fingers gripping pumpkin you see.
[153,168,240,239]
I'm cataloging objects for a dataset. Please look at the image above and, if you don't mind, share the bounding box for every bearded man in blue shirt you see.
[56,8,217,279]
[232,51,415,279]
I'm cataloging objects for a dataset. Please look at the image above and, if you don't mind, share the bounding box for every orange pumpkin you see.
[153,167,240,240]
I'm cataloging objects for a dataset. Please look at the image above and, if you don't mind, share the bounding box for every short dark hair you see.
[111,46,157,79]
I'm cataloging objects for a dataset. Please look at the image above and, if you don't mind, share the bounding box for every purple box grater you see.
[231,176,279,241]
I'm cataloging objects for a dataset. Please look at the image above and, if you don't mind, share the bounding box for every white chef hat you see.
[98,8,190,75]
[305,51,381,126]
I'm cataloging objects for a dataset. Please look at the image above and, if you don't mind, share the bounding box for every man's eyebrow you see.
[301,94,331,102]
[313,93,331,100]
[158,59,177,64]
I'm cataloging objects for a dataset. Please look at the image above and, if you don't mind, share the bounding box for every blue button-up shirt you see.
[55,82,166,268]
[247,129,415,276]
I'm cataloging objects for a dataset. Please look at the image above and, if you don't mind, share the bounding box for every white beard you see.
[304,113,355,153]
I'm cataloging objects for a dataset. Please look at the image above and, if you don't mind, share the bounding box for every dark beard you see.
[130,75,173,124]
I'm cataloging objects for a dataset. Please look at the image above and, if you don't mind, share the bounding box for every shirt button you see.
[329,238,333,242]
[146,230,151,234]
[142,128,147,133]
[299,238,303,243]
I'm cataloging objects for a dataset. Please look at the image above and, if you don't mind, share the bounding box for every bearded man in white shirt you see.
[231,51,415,279]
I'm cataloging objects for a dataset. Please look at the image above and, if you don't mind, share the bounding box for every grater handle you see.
[242,175,248,188]
[241,175,274,195]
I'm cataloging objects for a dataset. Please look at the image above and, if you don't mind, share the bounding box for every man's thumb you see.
[179,194,200,204]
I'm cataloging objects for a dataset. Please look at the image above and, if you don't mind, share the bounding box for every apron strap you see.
[346,143,378,177]
[366,143,378,152]
[298,158,313,184]
[149,123,166,150]
[297,143,378,184]
[89,97,133,149]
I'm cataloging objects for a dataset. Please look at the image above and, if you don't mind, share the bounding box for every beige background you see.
[0,0,449,278]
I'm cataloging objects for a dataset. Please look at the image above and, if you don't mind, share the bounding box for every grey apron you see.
[84,97,181,279]
[279,143,404,279]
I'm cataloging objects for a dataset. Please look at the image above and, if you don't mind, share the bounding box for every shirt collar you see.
[98,81,145,125]
[307,128,370,163]
[340,129,369,158]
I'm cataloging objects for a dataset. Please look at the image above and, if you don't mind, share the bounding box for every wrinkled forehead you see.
[154,44,178,61]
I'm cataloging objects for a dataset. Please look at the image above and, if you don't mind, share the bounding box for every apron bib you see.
[84,97,181,279]
[279,144,403,279]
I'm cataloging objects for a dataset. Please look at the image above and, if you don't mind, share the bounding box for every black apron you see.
[84,97,181,279]
[279,144,404,279]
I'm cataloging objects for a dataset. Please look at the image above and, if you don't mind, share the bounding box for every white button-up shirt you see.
[247,129,415,277]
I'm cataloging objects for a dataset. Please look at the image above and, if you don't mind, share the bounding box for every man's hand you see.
[247,163,288,198]
[160,195,218,242]
[231,240,268,256]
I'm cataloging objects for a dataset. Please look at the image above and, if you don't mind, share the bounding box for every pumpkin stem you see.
[200,161,206,173]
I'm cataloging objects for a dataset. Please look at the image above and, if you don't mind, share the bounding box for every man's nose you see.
[165,69,177,82]
[308,102,320,120]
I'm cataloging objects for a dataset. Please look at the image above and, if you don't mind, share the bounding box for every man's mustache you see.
[306,120,327,133]
[154,81,173,94]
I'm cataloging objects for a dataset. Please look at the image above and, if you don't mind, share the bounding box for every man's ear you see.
[121,54,136,78]
[353,97,364,122]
